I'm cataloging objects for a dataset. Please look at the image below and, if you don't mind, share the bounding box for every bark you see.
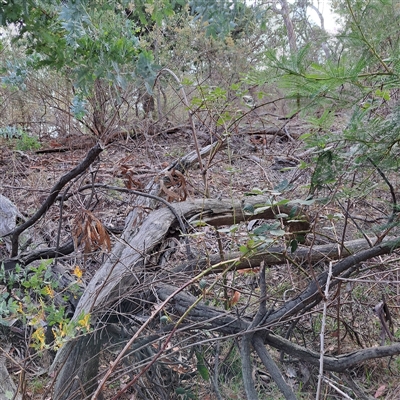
[57,194,308,324]
[53,332,103,400]
[174,236,381,274]
[156,282,400,371]
[50,186,400,398]
[50,142,223,397]
[264,331,400,373]
[0,348,22,400]
[51,228,400,398]
[253,333,297,400]
[272,0,297,54]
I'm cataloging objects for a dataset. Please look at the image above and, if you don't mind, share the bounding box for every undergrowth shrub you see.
[0,260,90,351]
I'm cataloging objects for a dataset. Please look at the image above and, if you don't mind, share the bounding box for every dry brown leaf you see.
[228,291,241,307]
[159,169,188,202]
[119,165,144,190]
[72,209,111,257]
[374,384,386,398]
[160,179,181,201]
[237,267,260,275]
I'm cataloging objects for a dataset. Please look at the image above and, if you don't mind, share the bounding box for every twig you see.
[368,157,397,223]
[157,68,209,196]
[241,264,267,400]
[253,334,297,400]
[241,332,257,400]
[341,374,375,400]
[345,0,392,74]
[316,261,333,399]
[92,255,244,400]
[63,184,193,259]
[211,341,223,400]
[336,199,373,247]
[323,376,354,399]
[114,256,246,399]
[265,330,400,372]
[8,143,104,256]
[54,181,75,267]
[339,172,356,256]
[248,264,296,399]
[1,241,75,271]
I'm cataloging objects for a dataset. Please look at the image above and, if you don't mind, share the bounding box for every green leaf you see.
[242,203,255,215]
[289,199,315,206]
[275,213,288,219]
[274,199,290,206]
[239,244,249,255]
[252,222,280,236]
[273,179,293,193]
[299,160,309,169]
[299,133,312,140]
[192,220,207,227]
[269,229,285,236]
[310,150,335,195]
[290,239,298,253]
[253,206,271,215]
[196,352,210,380]
[199,279,207,289]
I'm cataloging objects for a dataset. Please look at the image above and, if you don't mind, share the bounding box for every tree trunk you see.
[53,333,103,400]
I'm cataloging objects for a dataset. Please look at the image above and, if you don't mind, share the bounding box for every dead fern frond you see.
[72,209,111,257]
[120,164,144,190]
[159,169,188,202]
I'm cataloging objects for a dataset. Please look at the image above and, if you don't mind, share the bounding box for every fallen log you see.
[49,185,397,399]
[49,193,308,399]
[48,141,400,399]
[174,236,382,274]
[57,195,308,322]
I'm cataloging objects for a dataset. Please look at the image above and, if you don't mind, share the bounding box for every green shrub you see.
[15,132,41,151]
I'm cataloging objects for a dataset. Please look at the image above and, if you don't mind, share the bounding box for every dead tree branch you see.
[8,143,104,257]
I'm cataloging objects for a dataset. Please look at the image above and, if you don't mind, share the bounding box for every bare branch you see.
[265,331,400,372]
[253,334,297,400]
[8,143,104,257]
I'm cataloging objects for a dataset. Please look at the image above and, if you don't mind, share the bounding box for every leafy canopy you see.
[0,0,259,95]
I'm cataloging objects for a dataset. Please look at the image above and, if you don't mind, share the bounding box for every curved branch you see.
[368,157,397,223]
[1,240,75,271]
[8,143,104,257]
[345,0,392,73]
[157,68,207,192]
[262,237,400,326]
[241,266,267,400]
[265,331,400,372]
[174,237,383,274]
[158,282,400,373]
[308,3,325,31]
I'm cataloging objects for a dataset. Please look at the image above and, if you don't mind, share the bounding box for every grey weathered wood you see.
[50,142,223,397]
[52,332,103,400]
[264,331,400,372]
[155,281,400,373]
[50,194,294,396]
[0,194,19,253]
[49,139,397,399]
[174,237,381,274]
[0,348,22,400]
[64,195,305,321]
